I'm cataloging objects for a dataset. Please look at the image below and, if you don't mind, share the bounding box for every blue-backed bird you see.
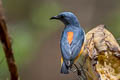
[50,12,85,74]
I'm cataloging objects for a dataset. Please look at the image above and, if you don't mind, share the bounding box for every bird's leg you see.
[70,65,76,73]
[73,64,85,80]
[73,63,88,80]
[74,64,81,76]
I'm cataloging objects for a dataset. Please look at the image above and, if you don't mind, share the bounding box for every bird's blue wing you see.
[60,36,72,60]
[60,28,85,60]
[70,31,84,60]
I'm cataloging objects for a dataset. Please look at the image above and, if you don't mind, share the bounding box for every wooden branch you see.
[75,25,120,80]
[0,0,19,80]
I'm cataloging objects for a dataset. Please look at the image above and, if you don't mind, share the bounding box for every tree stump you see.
[75,25,120,80]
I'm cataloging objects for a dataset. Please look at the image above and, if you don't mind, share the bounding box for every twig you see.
[0,0,19,80]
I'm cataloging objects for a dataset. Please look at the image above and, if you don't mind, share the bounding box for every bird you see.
[50,12,85,74]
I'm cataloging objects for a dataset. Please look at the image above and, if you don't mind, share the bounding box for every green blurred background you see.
[0,0,120,80]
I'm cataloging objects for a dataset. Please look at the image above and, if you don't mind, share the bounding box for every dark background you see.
[0,0,120,80]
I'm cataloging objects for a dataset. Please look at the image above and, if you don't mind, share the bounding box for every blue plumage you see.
[50,12,85,74]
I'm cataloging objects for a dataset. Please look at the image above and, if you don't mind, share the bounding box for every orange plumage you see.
[67,32,73,44]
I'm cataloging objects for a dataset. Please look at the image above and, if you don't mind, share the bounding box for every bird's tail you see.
[61,61,69,74]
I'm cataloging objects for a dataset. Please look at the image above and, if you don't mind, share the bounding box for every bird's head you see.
[50,12,80,26]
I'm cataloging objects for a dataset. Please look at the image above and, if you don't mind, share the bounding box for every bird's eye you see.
[60,15,64,18]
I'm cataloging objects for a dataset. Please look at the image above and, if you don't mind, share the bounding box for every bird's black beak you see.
[50,16,59,20]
